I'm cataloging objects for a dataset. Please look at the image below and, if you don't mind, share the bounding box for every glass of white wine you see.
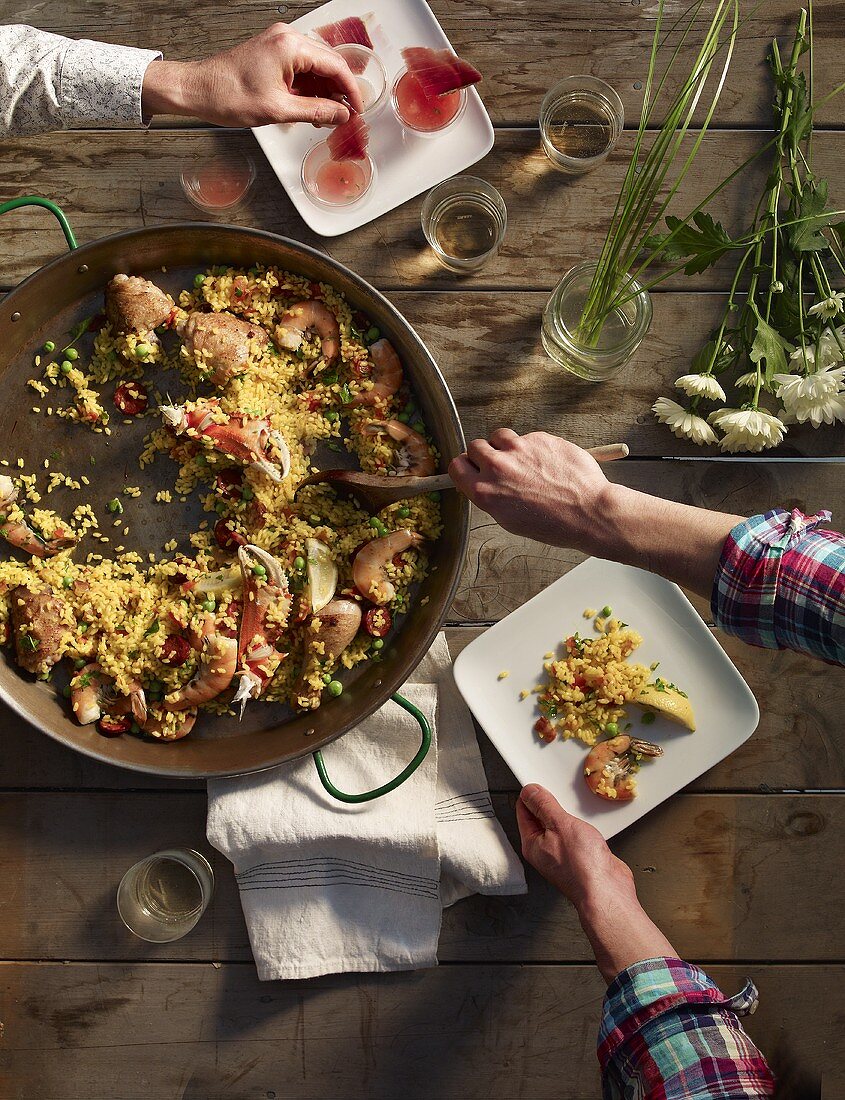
[117,848,214,943]
[421,176,507,273]
[539,76,624,175]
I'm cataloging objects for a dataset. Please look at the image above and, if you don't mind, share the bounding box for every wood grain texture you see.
[0,961,838,1099]
[4,0,843,127]
[1,129,842,295]
[0,790,842,964]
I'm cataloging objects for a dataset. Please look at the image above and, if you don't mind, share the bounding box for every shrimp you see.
[160,399,291,482]
[69,663,147,726]
[294,598,362,711]
[164,631,237,711]
[141,706,197,742]
[353,528,425,605]
[0,475,77,559]
[583,735,663,802]
[275,300,340,364]
[363,420,436,476]
[353,338,403,408]
[233,545,292,715]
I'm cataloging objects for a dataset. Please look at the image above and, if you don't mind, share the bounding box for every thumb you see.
[280,94,350,127]
[519,784,567,831]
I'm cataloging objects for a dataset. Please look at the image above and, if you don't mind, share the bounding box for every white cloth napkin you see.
[206,633,526,981]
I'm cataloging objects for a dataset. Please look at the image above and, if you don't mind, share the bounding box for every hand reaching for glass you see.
[142,23,365,127]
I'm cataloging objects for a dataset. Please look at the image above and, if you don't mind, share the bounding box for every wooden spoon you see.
[296,443,629,514]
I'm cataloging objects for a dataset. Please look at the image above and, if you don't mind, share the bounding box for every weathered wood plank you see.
[0,962,837,1098]
[0,457,842,792]
[1,129,842,295]
[0,792,842,964]
[6,0,843,127]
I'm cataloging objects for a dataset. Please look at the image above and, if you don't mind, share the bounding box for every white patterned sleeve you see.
[0,25,162,136]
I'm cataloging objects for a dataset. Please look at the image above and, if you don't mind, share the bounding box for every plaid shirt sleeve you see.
[598,956,775,1099]
[711,508,845,666]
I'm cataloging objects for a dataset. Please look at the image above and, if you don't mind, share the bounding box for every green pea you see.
[412,422,425,435]
[365,326,380,344]
[130,722,141,735]
[62,684,71,698]
[601,605,613,619]
[195,454,207,466]
[368,516,380,529]
[252,564,267,577]
[372,638,384,650]
[62,575,73,588]
[60,361,73,375]
[65,347,79,361]
[325,411,339,423]
[134,342,152,360]
[43,340,56,353]
[397,506,411,519]
[194,273,206,287]
[74,658,86,670]
[240,486,254,501]
[641,712,656,725]
[77,622,89,634]
[322,672,333,685]
[293,556,305,572]
[327,680,343,697]
[605,721,618,735]
[397,412,410,424]
[323,372,338,386]
[201,599,216,612]
[428,491,441,502]
[149,680,164,693]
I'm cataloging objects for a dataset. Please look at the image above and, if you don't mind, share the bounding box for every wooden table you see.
[0,2,843,1096]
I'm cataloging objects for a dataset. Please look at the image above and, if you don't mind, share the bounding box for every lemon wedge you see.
[633,682,696,732]
[306,537,338,613]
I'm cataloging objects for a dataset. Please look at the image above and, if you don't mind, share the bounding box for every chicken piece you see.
[105,274,173,339]
[10,586,73,676]
[294,598,362,710]
[177,311,270,386]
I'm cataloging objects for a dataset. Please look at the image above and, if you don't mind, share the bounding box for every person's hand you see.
[516,783,635,910]
[449,429,612,553]
[517,783,677,982]
[143,23,364,127]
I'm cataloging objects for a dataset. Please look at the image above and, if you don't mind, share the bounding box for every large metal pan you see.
[0,203,469,781]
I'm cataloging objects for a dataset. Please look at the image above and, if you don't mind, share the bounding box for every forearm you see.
[592,483,744,599]
[0,25,160,136]
[141,60,202,119]
[577,886,676,986]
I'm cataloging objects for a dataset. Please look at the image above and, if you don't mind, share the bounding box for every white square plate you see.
[252,0,495,236]
[453,558,759,839]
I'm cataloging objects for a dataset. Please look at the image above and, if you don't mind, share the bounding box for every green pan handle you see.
[0,196,78,252]
[313,691,432,804]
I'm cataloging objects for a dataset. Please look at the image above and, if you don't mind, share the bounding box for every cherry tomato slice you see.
[98,715,131,737]
[214,519,247,550]
[363,607,392,637]
[215,468,244,500]
[113,381,149,416]
[161,634,191,667]
[534,717,556,743]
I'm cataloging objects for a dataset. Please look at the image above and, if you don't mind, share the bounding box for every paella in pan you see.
[0,260,443,744]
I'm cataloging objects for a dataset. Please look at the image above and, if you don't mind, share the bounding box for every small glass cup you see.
[391,67,467,136]
[539,76,623,175]
[180,153,257,213]
[117,848,214,943]
[301,140,375,208]
[541,260,652,382]
[421,176,507,273]
[334,44,388,117]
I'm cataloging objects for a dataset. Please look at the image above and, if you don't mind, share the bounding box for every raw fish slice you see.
[316,16,374,50]
[401,46,482,98]
[327,114,369,161]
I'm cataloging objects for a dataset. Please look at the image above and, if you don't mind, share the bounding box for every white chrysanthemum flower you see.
[734,371,759,389]
[674,373,726,401]
[708,407,786,453]
[772,365,845,428]
[653,397,718,445]
[790,330,844,372]
[808,291,845,320]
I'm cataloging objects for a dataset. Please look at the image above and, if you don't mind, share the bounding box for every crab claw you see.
[268,430,292,481]
[232,669,262,718]
[159,403,188,432]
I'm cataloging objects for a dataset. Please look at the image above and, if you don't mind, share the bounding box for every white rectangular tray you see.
[453,558,760,839]
[253,0,495,236]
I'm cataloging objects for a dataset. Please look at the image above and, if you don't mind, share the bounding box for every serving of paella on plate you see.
[0,264,442,742]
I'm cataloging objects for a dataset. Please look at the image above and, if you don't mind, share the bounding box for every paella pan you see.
[0,199,469,784]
